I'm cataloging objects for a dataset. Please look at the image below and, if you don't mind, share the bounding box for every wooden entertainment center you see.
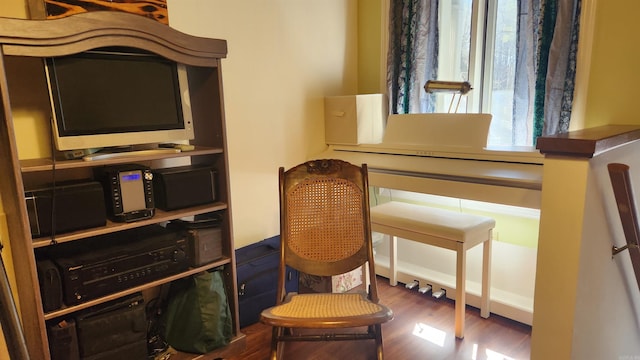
[0,11,245,359]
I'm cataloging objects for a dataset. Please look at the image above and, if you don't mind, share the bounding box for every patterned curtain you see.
[387,0,581,144]
[387,0,439,115]
[531,0,581,141]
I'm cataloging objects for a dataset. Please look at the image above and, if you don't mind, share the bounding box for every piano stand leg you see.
[389,235,398,286]
[480,234,492,319]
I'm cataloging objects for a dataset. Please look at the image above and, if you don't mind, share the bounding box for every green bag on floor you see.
[162,269,232,354]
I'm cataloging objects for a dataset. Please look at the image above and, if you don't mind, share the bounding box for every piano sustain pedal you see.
[418,285,432,295]
[405,280,419,290]
[432,288,446,299]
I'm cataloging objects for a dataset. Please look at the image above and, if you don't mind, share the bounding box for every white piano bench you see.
[370,201,495,339]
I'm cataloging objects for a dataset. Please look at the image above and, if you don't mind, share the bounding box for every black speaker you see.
[37,259,63,312]
[47,318,80,360]
[153,165,217,210]
[25,181,107,237]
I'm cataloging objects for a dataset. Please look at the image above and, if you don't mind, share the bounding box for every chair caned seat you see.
[262,293,392,328]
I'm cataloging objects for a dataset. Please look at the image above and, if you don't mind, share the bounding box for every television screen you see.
[45,49,194,151]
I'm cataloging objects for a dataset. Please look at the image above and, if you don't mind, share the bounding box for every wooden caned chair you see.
[260,159,393,360]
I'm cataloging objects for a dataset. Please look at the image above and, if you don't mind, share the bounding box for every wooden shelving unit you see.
[0,12,245,359]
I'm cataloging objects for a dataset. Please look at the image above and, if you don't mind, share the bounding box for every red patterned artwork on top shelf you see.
[45,0,168,24]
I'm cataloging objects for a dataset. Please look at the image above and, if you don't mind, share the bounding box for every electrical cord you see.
[48,117,57,245]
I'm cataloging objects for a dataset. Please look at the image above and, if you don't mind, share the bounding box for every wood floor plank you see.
[229,276,531,360]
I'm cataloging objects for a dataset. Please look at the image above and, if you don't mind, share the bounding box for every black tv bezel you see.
[45,48,194,151]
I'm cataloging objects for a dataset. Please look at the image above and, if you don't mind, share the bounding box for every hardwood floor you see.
[229,276,531,360]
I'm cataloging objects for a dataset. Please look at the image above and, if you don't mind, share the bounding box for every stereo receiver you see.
[42,225,189,306]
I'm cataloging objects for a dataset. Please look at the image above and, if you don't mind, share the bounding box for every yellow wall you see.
[0,0,31,199]
[583,0,640,127]
[166,0,358,247]
[0,216,9,360]
[357,1,384,94]
[0,0,27,17]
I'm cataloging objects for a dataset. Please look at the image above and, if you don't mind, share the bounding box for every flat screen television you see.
[45,48,194,151]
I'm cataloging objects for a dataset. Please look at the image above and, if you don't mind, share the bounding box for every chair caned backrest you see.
[280,159,372,278]
[266,160,390,360]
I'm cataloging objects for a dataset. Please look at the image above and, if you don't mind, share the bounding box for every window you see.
[388,0,581,147]
[425,0,521,146]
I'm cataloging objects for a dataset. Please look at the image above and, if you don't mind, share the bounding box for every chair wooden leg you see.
[374,324,384,360]
[270,326,280,360]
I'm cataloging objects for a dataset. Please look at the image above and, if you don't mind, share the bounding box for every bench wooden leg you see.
[480,234,492,319]
[455,245,466,339]
[389,235,398,286]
